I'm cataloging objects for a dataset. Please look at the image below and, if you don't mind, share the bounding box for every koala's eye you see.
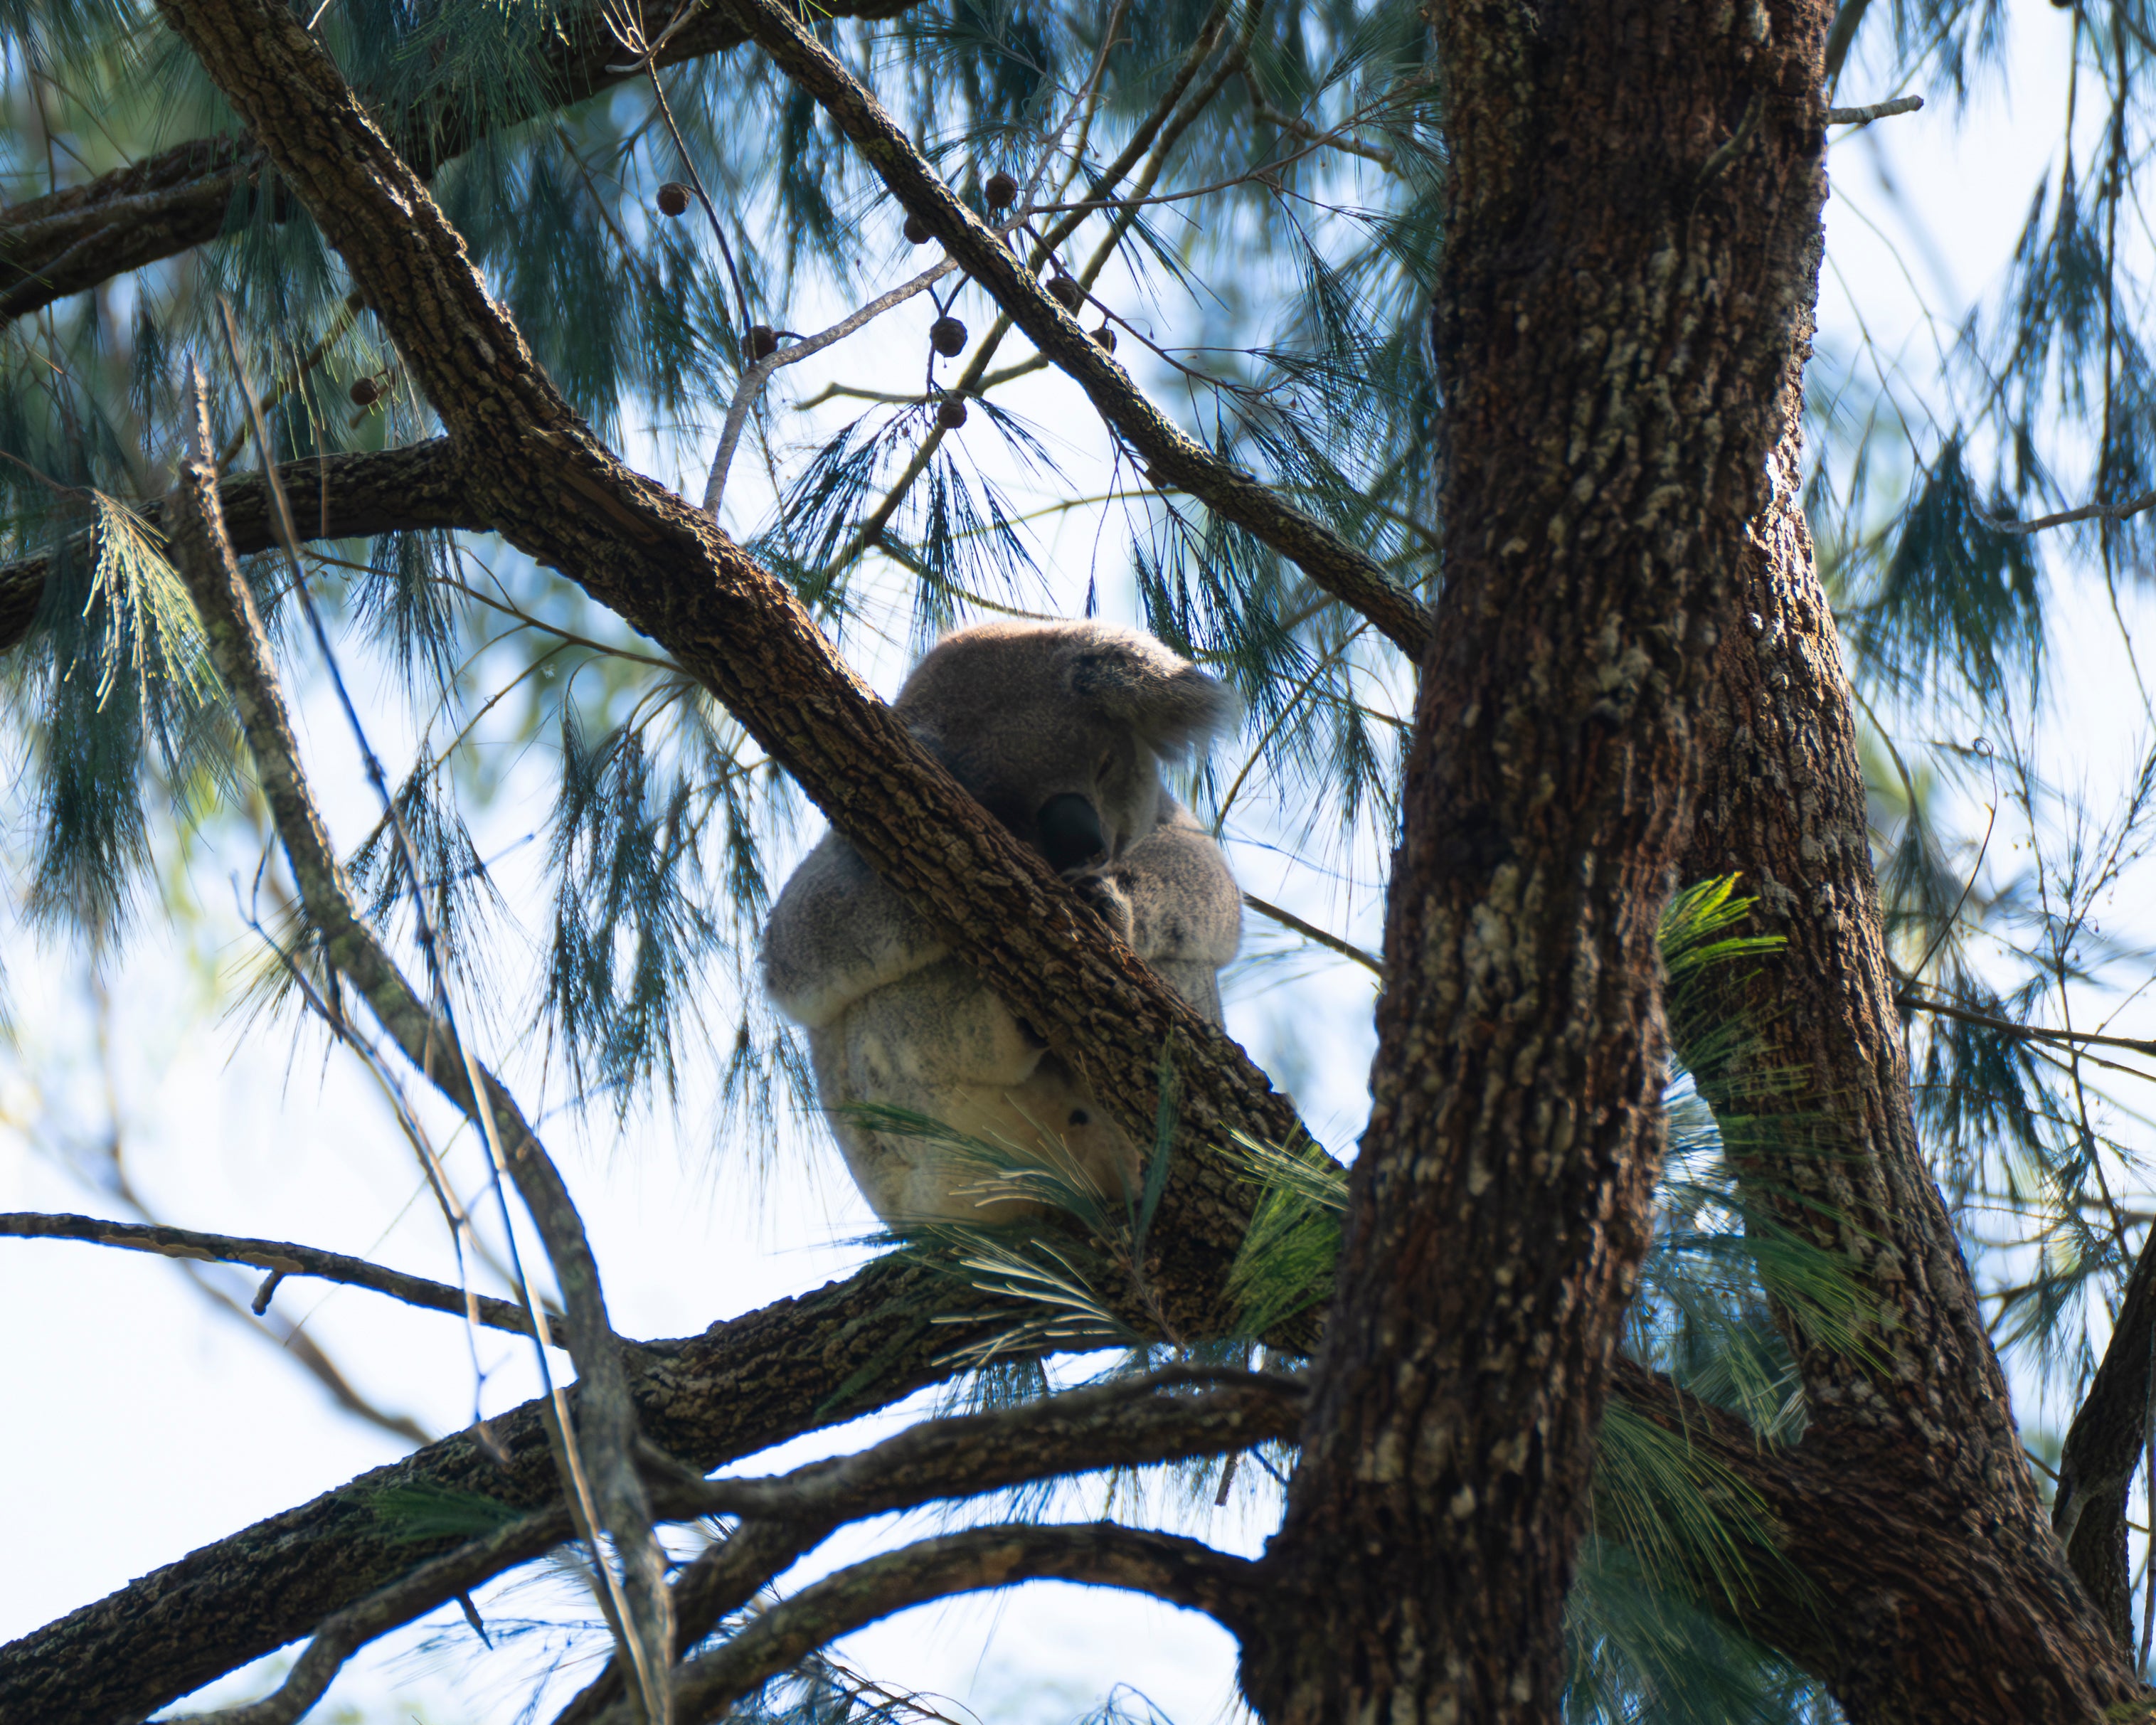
[1036,793,1108,873]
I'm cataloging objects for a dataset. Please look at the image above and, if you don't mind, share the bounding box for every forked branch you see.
[555,1367,1304,1722]
[602,1524,1265,1725]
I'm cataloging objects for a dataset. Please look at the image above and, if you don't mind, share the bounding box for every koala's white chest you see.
[810,957,1139,1222]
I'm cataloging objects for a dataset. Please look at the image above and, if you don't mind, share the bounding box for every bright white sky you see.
[2,4,2147,1721]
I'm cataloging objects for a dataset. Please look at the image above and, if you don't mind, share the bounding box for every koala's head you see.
[893,621,1236,873]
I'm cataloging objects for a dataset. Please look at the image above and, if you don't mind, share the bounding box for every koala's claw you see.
[1066,869,1137,942]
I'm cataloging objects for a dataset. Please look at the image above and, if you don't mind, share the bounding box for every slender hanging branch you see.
[160,371,674,1725]
[0,1211,569,1345]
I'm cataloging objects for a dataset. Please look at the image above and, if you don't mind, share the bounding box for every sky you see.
[4,3,2150,1721]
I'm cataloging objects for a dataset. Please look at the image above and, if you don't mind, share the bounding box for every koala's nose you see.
[1036,793,1107,873]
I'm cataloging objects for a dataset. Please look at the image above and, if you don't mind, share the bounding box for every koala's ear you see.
[1063,633,1239,757]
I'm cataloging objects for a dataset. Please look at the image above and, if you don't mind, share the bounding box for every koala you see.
[763,620,1242,1224]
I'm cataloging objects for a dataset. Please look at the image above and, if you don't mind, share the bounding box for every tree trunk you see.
[1244,2,1833,1719]
[1669,336,2142,1718]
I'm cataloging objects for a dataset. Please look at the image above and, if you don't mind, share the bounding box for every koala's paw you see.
[1066,869,1136,943]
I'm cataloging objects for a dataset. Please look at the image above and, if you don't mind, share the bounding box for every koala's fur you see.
[763,621,1242,1223]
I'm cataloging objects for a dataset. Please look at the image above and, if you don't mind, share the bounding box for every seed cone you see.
[930,316,967,357]
[657,181,691,217]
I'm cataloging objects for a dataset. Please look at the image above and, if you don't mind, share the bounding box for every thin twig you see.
[1899,991,2156,1061]
[703,254,963,520]
[1243,891,1381,975]
[1977,484,2156,536]
[1,1211,569,1345]
[729,0,1431,657]
[1826,95,1923,126]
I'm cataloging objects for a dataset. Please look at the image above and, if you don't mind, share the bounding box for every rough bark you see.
[1672,359,2141,1714]
[144,0,1319,1332]
[0,1260,1011,1725]
[2054,1224,2156,1647]
[1243,1,1833,1719]
[0,437,474,657]
[0,0,920,327]
[645,1525,1263,1725]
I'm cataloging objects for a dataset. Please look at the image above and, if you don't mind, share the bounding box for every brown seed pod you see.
[937,397,969,430]
[1092,325,1116,354]
[1046,274,1084,312]
[743,324,779,361]
[984,170,1018,209]
[349,376,380,407]
[903,213,933,245]
[657,181,691,218]
[930,315,967,357]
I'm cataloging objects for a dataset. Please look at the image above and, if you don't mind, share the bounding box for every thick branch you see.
[0,437,474,657]
[689,1366,1302,1526]
[184,1369,1300,1725]
[622,1525,1263,1725]
[2054,1224,2156,1643]
[152,0,1312,1342]
[178,1506,573,1725]
[1674,312,2138,1710]
[0,1211,566,1347]
[0,0,921,324]
[721,0,1434,659]
[0,1257,1005,1725]
[555,1369,1304,1724]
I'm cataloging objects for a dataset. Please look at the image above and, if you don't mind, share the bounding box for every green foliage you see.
[869,879,1849,1721]
[4,0,2149,1719]
[371,1480,526,1542]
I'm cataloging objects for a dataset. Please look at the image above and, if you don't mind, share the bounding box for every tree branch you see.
[1673,314,2139,1708]
[0,437,476,657]
[1241,891,1381,975]
[617,1524,1265,1725]
[723,0,1434,660]
[1901,989,2156,1062]
[1977,486,2156,536]
[554,1368,1305,1724]
[150,0,1317,1339]
[163,375,671,1720]
[0,1211,568,1346]
[0,1258,1019,1725]
[1825,95,1923,125]
[175,1505,574,1725]
[0,0,924,325]
[2054,1220,2156,1644]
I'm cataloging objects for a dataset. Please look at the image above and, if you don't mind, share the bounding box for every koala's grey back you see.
[763,621,1242,1224]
